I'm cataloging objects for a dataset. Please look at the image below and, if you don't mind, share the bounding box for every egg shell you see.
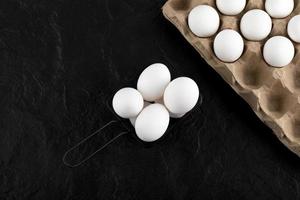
[240,9,272,41]
[263,36,295,68]
[216,0,246,15]
[129,101,151,126]
[164,77,199,115]
[213,29,244,62]
[188,5,220,37]
[288,15,300,43]
[265,0,294,18]
[137,63,171,101]
[135,103,170,142]
[112,87,144,118]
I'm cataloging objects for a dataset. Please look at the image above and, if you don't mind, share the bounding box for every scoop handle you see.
[62,120,128,167]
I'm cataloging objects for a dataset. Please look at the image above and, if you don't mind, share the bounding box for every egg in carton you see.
[162,0,300,156]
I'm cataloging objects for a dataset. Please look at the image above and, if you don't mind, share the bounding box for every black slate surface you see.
[1,0,300,199]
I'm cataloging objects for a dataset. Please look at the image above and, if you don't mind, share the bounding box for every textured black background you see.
[1,0,300,199]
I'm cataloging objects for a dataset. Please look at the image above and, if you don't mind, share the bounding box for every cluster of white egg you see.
[188,0,300,68]
[112,63,199,142]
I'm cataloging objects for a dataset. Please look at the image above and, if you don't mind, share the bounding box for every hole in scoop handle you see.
[62,120,128,168]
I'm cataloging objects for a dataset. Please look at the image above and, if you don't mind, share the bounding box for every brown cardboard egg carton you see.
[162,0,300,156]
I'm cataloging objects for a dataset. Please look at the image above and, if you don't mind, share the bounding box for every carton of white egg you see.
[113,63,200,142]
[163,0,300,157]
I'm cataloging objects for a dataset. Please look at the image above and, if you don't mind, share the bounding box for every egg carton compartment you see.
[162,0,300,156]
[233,51,274,89]
[259,80,298,119]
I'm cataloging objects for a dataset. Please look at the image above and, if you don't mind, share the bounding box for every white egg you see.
[135,103,170,142]
[240,9,272,41]
[129,101,151,126]
[164,77,199,115]
[188,5,220,37]
[288,15,300,43]
[216,0,246,15]
[265,0,294,18]
[263,36,295,68]
[112,87,144,118]
[213,29,244,62]
[137,63,171,101]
